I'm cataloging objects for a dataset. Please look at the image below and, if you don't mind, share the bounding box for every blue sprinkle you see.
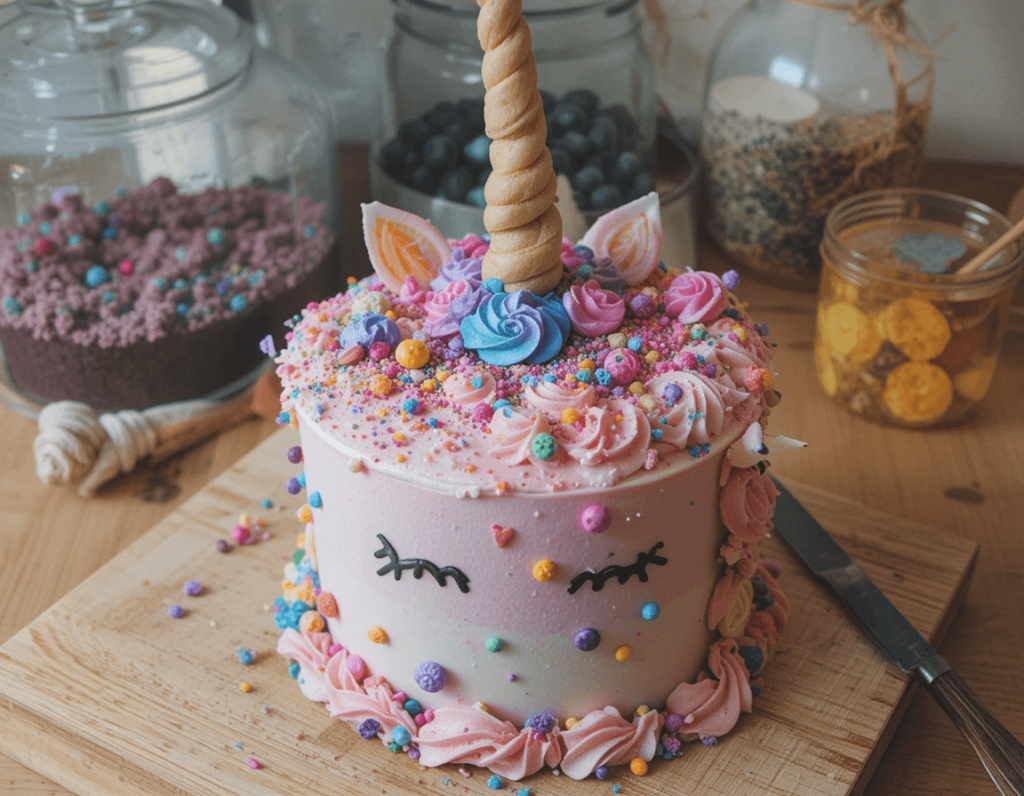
[173,278,189,291]
[25,261,38,273]
[651,428,663,441]
[309,491,322,509]
[427,417,439,428]
[84,264,110,288]
[175,247,187,261]
[402,398,420,415]
[102,291,116,304]
[577,264,593,280]
[38,221,52,234]
[229,294,249,313]
[207,227,226,245]
[595,368,612,385]
[237,648,255,665]
[543,374,557,382]
[641,601,661,621]
[487,774,503,790]
[3,297,22,316]
[102,227,118,240]
[493,399,511,410]
[298,472,306,487]
[471,376,484,389]
[116,187,127,196]
[288,662,301,678]
[261,498,273,509]
[575,369,593,383]
[303,224,317,239]
[613,785,621,794]
[93,201,110,215]
[403,698,422,716]
[67,234,81,246]
[151,278,168,291]
[627,336,643,352]
[392,726,411,746]
[176,302,191,316]
[17,213,31,226]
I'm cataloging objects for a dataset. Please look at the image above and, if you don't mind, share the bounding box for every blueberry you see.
[464,134,491,166]
[426,101,458,131]
[549,102,587,134]
[591,184,624,210]
[596,104,638,147]
[584,153,614,176]
[457,97,485,122]
[550,147,571,175]
[561,130,591,161]
[573,190,589,212]
[562,89,599,118]
[613,151,643,180]
[438,167,474,203]
[629,171,657,200]
[400,151,420,184]
[380,139,407,177]
[539,89,557,113]
[466,186,487,208]
[398,118,432,147]
[423,135,459,170]
[444,120,469,147]
[410,165,437,194]
[588,117,619,154]
[476,168,492,186]
[572,165,604,193]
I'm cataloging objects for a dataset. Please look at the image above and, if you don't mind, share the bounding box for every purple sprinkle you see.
[754,321,770,337]
[168,605,184,618]
[722,270,740,290]
[413,661,447,693]
[665,712,685,732]
[595,765,610,780]
[287,446,303,464]
[528,712,556,734]
[629,293,656,319]
[286,477,302,495]
[573,627,600,652]
[215,539,233,553]
[703,363,717,378]
[182,579,203,596]
[407,747,421,761]
[259,334,276,357]
[358,718,381,739]
[662,383,683,403]
[701,735,719,747]
[507,673,516,682]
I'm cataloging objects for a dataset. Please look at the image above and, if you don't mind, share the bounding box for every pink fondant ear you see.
[579,192,662,285]
[361,202,451,293]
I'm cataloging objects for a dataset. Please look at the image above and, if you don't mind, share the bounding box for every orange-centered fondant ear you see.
[361,201,451,293]
[580,192,662,286]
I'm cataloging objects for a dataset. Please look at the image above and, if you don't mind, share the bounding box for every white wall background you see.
[649,0,1024,164]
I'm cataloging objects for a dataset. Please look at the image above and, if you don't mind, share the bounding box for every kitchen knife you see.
[770,477,1024,796]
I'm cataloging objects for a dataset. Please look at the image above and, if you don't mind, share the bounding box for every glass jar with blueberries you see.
[0,0,339,414]
[374,0,657,238]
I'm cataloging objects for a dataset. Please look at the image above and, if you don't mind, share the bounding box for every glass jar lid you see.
[0,0,251,123]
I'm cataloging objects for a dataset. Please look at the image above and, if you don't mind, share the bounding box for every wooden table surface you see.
[2,160,1022,796]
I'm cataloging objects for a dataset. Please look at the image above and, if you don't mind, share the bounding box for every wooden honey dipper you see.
[476,0,564,295]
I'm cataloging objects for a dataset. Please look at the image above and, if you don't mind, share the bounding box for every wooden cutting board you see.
[0,428,977,796]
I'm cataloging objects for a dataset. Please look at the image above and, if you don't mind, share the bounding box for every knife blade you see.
[770,477,1024,796]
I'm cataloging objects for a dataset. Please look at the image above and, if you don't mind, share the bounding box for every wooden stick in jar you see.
[958,215,1024,276]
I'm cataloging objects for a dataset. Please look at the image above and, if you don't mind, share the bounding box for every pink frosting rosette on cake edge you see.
[647,371,754,451]
[322,660,418,739]
[523,381,597,416]
[416,707,563,780]
[561,279,626,337]
[664,639,753,739]
[489,406,552,466]
[555,399,651,483]
[559,706,662,780]
[442,371,497,406]
[664,270,729,323]
[720,467,778,543]
[277,629,334,703]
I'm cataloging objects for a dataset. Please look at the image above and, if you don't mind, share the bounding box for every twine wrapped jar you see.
[701,0,933,290]
[814,189,1023,428]
[375,0,657,238]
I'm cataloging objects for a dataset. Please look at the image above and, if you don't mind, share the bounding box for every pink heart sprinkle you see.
[491,524,515,549]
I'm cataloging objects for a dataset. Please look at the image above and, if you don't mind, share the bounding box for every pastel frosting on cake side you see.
[273,192,791,780]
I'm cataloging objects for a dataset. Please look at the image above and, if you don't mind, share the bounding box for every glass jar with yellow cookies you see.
[815,189,1022,427]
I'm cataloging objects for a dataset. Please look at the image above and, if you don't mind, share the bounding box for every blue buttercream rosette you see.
[460,290,570,366]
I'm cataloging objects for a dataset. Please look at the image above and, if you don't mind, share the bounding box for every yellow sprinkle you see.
[495,481,508,495]
[565,374,577,383]
[299,611,325,633]
[561,407,580,424]
[475,702,489,713]
[396,339,430,369]
[326,374,337,386]
[349,457,363,473]
[297,504,313,524]
[630,758,648,776]
[370,374,392,397]
[579,358,596,371]
[465,464,476,473]
[532,559,557,582]
[240,682,252,693]
[385,310,397,319]
[565,717,579,729]
[635,704,650,716]
[288,411,298,429]
[615,645,632,662]
[732,323,748,342]
[421,379,437,392]
[638,394,658,413]
[627,381,645,396]
[367,625,388,644]
[436,371,450,382]
[393,432,407,442]
[644,350,661,364]
[238,513,252,528]
[296,532,306,547]
[397,454,407,464]
[318,312,328,322]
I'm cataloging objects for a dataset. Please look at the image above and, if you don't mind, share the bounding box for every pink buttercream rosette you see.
[664,270,729,323]
[721,466,778,543]
[562,279,625,337]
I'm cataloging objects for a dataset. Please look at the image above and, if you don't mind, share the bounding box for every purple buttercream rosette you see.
[460,290,570,366]
[430,248,484,291]
[338,312,402,350]
[427,280,486,338]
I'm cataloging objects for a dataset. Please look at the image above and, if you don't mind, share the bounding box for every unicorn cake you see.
[272,0,791,782]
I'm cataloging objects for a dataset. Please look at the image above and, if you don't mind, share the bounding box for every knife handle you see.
[923,668,1024,796]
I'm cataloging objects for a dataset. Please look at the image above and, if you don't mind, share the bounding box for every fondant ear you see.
[579,192,662,285]
[361,202,452,293]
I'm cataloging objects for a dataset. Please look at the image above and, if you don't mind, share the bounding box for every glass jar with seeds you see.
[701,0,933,290]
[814,189,1023,428]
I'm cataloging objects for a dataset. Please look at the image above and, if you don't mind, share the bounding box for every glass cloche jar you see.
[701,0,932,290]
[0,0,339,413]
[374,0,657,238]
